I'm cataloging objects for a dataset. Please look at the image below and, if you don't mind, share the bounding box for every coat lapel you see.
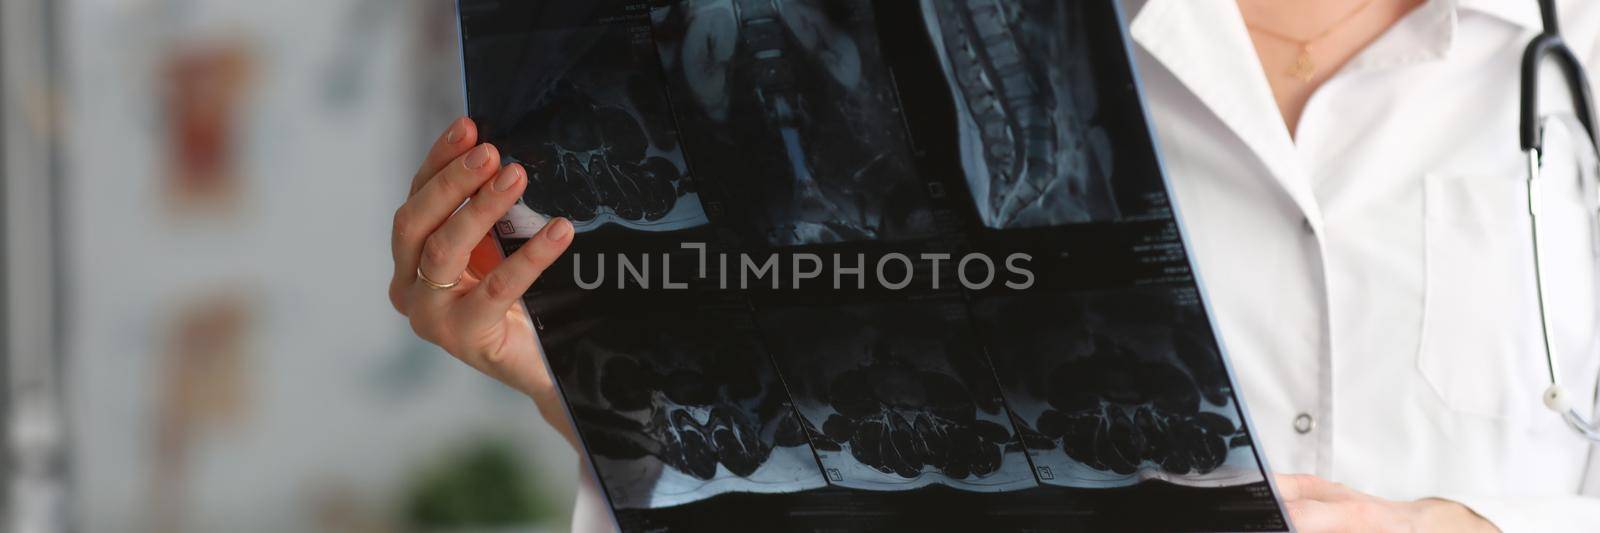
[1129,0,1322,224]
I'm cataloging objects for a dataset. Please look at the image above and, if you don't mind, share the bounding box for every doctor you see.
[387,0,1600,531]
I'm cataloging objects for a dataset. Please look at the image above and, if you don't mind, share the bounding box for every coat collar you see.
[1127,0,1495,224]
[1458,0,1542,31]
[1129,0,1317,221]
[1345,0,1456,72]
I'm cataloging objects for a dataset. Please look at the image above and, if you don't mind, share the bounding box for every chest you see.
[1128,2,1600,486]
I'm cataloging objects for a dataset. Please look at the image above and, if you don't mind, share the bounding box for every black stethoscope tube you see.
[1521,0,1599,152]
[1519,36,1598,152]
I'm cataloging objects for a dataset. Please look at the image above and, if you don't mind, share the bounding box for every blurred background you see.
[1,0,581,532]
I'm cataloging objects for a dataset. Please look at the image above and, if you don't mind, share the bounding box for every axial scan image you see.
[972,288,1266,488]
[460,1,709,235]
[923,0,1123,229]
[544,311,827,509]
[756,301,1036,493]
[648,0,937,246]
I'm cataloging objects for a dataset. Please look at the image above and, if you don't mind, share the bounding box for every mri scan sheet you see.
[972,287,1264,489]
[757,298,1036,493]
[460,0,1288,531]
[543,301,828,509]
[458,1,708,235]
[647,0,937,246]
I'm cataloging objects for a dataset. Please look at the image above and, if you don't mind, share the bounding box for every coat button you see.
[1294,413,1315,434]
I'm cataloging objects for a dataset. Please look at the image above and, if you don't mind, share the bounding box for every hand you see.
[390,117,578,445]
[1277,474,1499,533]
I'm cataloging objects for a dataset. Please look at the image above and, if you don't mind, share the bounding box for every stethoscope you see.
[1522,0,1600,441]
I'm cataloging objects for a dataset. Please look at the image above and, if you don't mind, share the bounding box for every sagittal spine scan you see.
[925,0,1121,229]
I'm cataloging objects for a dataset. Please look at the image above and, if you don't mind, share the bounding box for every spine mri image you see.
[461,2,711,238]
[973,288,1262,488]
[757,299,1037,493]
[923,0,1124,229]
[546,307,827,509]
[461,0,1286,530]
[649,0,938,246]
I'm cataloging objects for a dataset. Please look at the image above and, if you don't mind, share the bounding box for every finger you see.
[1277,474,1363,503]
[416,163,527,293]
[410,117,478,196]
[391,119,476,314]
[392,143,503,287]
[1275,474,1305,502]
[1285,500,1342,532]
[457,218,575,328]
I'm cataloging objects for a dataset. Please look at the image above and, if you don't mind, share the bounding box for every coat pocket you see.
[1417,171,1600,422]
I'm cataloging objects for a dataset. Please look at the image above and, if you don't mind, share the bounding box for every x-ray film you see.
[648,0,937,246]
[972,287,1263,489]
[757,299,1035,493]
[924,0,1117,228]
[460,1,708,235]
[459,0,1288,531]
[542,305,826,509]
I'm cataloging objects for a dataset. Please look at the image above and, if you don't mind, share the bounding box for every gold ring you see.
[417,267,462,290]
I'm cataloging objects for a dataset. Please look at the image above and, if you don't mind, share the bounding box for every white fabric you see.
[572,461,613,533]
[569,1,1600,530]
[1128,0,1600,530]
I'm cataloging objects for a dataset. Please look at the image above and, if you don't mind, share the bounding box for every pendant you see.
[1289,45,1316,82]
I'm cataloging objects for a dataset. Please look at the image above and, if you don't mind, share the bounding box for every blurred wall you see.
[44,0,580,531]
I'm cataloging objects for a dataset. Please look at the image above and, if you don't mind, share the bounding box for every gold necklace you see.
[1244,0,1378,82]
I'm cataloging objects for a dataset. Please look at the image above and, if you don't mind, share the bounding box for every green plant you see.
[403,438,555,530]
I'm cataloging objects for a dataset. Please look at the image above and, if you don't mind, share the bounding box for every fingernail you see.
[464,145,492,170]
[493,164,523,192]
[545,218,572,242]
[444,122,462,144]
